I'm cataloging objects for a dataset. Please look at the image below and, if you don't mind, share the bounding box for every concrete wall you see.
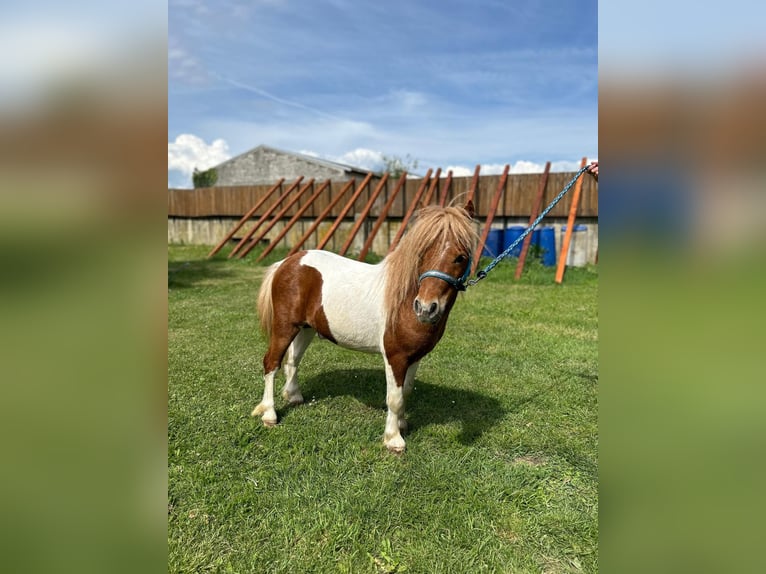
[168,216,402,257]
[215,147,351,186]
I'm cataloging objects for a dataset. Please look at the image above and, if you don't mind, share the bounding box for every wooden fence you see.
[168,171,597,220]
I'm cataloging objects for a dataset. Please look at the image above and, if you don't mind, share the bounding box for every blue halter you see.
[417,254,473,292]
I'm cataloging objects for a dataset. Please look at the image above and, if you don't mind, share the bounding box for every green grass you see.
[168,244,598,573]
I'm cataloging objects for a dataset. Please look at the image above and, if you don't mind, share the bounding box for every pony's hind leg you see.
[252,324,300,427]
[251,371,279,427]
[281,327,314,405]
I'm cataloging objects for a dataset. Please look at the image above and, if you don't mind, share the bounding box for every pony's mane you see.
[384,204,477,325]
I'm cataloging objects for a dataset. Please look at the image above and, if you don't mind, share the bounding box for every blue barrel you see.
[482,228,504,257]
[538,227,556,266]
[531,228,541,248]
[503,226,527,257]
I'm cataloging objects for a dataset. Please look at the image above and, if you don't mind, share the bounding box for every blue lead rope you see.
[466,165,590,287]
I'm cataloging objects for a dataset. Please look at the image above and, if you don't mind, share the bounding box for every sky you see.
[168,0,598,188]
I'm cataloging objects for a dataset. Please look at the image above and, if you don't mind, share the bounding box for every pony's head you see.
[385,200,477,326]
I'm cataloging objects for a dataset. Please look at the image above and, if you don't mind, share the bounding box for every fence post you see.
[387,169,433,254]
[514,162,551,279]
[339,173,390,256]
[316,173,374,250]
[421,168,441,206]
[287,179,356,257]
[205,178,284,258]
[555,157,588,284]
[256,180,331,262]
[237,178,316,258]
[438,170,453,207]
[357,172,407,261]
[465,165,481,204]
[228,176,304,258]
[471,165,509,276]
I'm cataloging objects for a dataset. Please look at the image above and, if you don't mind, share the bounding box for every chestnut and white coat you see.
[252,202,477,453]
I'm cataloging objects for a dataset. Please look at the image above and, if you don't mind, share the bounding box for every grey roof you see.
[213,144,375,175]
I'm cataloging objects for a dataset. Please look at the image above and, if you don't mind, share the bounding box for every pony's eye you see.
[454,254,467,264]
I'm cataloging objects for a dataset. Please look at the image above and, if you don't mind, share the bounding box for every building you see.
[211,144,375,186]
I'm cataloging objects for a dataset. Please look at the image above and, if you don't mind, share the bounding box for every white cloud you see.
[444,166,475,177]
[168,134,230,185]
[445,160,589,177]
[509,160,544,173]
[443,164,509,177]
[250,146,584,179]
[335,148,385,171]
[299,148,385,173]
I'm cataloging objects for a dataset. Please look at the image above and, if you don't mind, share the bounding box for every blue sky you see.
[168,0,598,188]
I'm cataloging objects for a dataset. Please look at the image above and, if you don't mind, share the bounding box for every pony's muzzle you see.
[413,298,441,324]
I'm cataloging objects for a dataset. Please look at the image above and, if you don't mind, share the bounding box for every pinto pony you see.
[252,201,477,452]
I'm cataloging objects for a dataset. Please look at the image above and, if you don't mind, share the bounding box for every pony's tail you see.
[257,262,281,337]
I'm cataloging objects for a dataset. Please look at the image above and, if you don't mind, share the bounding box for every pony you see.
[252,200,477,452]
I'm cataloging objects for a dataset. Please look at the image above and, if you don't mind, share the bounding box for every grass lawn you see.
[168,244,598,573]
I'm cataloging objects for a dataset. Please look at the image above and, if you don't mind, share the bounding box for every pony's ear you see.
[464,200,475,219]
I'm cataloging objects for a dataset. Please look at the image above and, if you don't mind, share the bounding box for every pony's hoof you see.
[282,392,304,406]
[252,403,277,427]
[384,435,406,454]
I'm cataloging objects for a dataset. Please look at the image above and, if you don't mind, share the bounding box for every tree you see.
[192,167,218,188]
[381,154,419,177]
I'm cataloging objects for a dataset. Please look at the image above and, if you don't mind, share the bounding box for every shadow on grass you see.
[285,368,508,446]
[168,257,236,289]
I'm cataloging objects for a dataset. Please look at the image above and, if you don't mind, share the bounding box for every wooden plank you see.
[287,179,356,256]
[339,173,389,256]
[471,165,509,275]
[438,170,453,207]
[204,178,286,258]
[256,180,332,262]
[238,178,316,258]
[387,169,433,254]
[447,174,469,207]
[358,172,407,261]
[555,157,588,284]
[514,162,551,279]
[316,173,374,250]
[421,167,441,206]
[465,165,481,204]
[502,171,516,216]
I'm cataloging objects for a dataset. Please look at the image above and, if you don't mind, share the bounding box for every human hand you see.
[586,161,598,181]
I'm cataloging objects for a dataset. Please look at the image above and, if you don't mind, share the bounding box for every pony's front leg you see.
[383,358,417,453]
[398,361,419,434]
